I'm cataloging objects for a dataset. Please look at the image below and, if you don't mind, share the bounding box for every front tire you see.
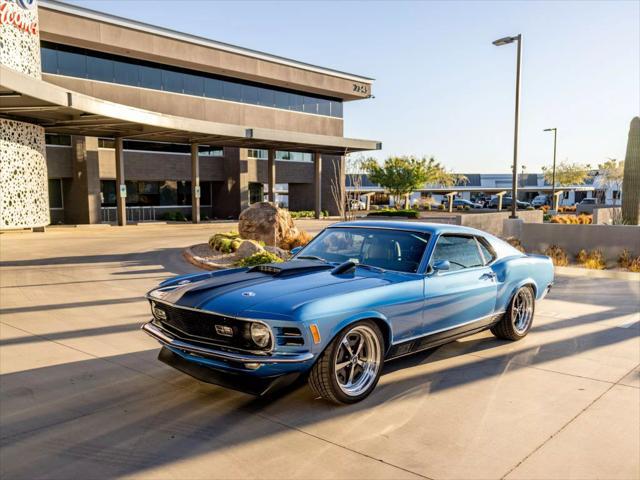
[309,321,383,404]
[491,286,535,341]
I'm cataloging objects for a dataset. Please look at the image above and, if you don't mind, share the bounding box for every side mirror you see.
[290,246,303,256]
[432,260,450,273]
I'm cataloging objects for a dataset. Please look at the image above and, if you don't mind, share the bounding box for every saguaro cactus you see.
[622,117,640,225]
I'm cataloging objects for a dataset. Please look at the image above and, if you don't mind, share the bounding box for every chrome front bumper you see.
[141,322,314,364]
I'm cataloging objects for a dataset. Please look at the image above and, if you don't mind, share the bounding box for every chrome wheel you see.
[334,325,382,397]
[512,287,534,334]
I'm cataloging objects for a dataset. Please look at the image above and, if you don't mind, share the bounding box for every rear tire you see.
[309,320,383,404]
[491,286,535,341]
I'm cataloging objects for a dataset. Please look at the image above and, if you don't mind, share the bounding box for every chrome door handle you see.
[480,272,496,280]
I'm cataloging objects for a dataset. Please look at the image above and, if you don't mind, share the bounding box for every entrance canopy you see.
[0,66,381,155]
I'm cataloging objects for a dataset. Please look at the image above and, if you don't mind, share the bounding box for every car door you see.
[421,234,498,335]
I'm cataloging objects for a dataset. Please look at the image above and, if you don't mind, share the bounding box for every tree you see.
[597,158,625,224]
[621,117,640,225]
[363,156,461,208]
[542,161,590,186]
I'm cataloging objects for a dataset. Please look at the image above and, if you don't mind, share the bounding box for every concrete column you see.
[267,148,276,203]
[115,137,126,226]
[65,136,102,225]
[314,152,322,219]
[191,143,200,223]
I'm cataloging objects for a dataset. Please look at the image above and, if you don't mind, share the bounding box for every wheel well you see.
[522,282,537,297]
[367,317,391,353]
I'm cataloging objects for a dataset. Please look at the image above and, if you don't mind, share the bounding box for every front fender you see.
[305,310,392,357]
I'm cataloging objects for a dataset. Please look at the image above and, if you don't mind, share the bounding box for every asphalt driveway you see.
[1,223,638,479]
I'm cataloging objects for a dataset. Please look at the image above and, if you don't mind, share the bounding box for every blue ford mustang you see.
[143,221,554,404]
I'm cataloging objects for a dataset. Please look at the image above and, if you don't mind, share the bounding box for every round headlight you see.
[250,322,271,348]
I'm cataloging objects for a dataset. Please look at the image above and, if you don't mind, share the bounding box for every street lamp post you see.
[544,127,558,211]
[493,34,522,219]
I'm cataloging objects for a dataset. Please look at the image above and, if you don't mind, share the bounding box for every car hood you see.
[150,260,403,320]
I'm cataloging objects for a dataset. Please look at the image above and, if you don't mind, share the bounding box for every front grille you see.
[151,301,268,351]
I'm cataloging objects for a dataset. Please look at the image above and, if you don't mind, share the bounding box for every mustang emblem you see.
[241,291,256,297]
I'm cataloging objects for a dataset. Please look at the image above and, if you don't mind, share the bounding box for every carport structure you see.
[0,65,380,224]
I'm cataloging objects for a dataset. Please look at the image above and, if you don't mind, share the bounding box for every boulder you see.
[238,202,299,247]
[265,245,290,260]
[235,239,264,259]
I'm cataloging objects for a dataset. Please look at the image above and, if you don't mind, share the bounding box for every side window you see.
[476,237,496,265]
[431,235,484,271]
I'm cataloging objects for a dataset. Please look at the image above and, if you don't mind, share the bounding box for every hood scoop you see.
[248,260,333,277]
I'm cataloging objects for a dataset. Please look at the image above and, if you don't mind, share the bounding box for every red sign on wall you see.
[0,0,38,35]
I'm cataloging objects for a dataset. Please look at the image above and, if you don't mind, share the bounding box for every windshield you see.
[296,227,430,273]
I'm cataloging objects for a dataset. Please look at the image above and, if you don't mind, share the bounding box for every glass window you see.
[177,180,191,205]
[242,84,258,104]
[247,149,267,159]
[431,235,484,271]
[275,91,289,109]
[257,87,275,107]
[48,179,63,209]
[113,61,139,86]
[162,69,183,93]
[199,146,224,157]
[159,181,177,205]
[299,227,430,273]
[140,65,162,89]
[200,181,212,205]
[183,73,204,96]
[45,134,71,146]
[290,94,304,112]
[98,138,115,148]
[58,50,86,77]
[330,100,343,118]
[40,42,344,118]
[87,56,114,82]
[476,237,496,264]
[317,98,331,116]
[41,47,58,73]
[223,81,242,102]
[100,180,117,206]
[204,78,223,98]
[303,96,318,114]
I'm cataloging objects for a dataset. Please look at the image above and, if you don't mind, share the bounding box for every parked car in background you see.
[443,198,483,209]
[488,197,531,209]
[143,221,554,404]
[531,194,550,208]
[577,197,598,214]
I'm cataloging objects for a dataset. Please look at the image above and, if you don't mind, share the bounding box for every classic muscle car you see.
[142,221,554,404]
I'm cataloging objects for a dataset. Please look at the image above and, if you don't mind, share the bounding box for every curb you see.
[555,265,640,281]
[182,245,228,271]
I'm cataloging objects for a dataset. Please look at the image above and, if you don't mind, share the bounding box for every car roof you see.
[328,220,487,236]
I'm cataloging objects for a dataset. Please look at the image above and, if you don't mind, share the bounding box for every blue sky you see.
[67,0,639,173]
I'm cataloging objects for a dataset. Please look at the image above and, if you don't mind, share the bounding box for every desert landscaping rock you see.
[239,202,299,247]
[265,245,290,260]
[235,239,265,258]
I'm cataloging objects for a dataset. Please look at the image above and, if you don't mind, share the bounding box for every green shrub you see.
[236,251,283,267]
[209,231,240,252]
[289,210,328,219]
[463,205,471,211]
[526,206,535,210]
[367,209,419,219]
[437,204,445,211]
[543,213,552,222]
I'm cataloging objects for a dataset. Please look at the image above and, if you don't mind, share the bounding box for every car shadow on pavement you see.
[1,316,637,479]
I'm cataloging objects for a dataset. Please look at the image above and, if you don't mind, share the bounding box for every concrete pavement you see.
[1,223,638,479]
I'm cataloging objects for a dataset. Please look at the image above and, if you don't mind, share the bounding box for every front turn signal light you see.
[309,324,321,344]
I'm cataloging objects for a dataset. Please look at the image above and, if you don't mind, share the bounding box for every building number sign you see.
[352,83,368,95]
